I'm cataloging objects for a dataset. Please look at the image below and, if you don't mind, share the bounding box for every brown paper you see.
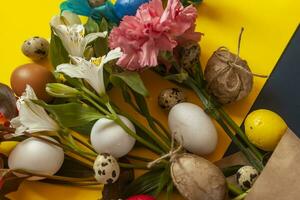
[246,129,300,200]
[216,129,300,200]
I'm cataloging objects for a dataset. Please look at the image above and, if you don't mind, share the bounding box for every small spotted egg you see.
[21,36,49,60]
[158,88,186,110]
[236,166,259,190]
[93,153,120,184]
[180,42,201,70]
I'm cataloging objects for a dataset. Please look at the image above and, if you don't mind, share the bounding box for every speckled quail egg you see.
[21,36,49,60]
[90,115,136,158]
[158,88,186,110]
[179,42,201,70]
[93,153,120,184]
[8,137,64,181]
[236,165,259,190]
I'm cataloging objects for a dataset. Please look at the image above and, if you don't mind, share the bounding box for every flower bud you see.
[46,83,80,98]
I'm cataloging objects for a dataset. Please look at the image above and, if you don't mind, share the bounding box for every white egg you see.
[93,153,120,184]
[168,102,218,155]
[8,137,64,180]
[90,115,136,158]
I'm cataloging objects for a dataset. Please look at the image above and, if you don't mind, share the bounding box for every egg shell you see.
[93,153,120,184]
[158,88,186,110]
[10,63,56,102]
[90,115,136,158]
[8,137,64,180]
[168,102,218,155]
[236,166,259,190]
[21,36,49,60]
[127,194,156,200]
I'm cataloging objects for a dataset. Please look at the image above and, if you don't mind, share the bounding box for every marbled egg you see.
[158,88,186,110]
[236,166,259,190]
[21,36,49,60]
[93,153,120,184]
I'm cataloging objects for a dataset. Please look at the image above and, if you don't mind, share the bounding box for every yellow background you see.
[0,0,299,199]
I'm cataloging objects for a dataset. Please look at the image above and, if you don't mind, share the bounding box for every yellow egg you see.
[0,141,19,156]
[245,109,287,151]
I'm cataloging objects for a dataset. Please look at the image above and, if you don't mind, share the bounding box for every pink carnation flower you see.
[109,0,201,71]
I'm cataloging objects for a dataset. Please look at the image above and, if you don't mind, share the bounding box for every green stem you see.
[233,190,250,200]
[227,182,244,196]
[113,116,164,155]
[81,84,167,155]
[119,162,150,170]
[14,169,95,182]
[218,108,263,160]
[126,154,153,162]
[120,111,169,153]
[184,77,263,171]
[127,101,171,144]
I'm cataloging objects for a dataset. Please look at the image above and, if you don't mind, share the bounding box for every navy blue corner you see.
[225,24,300,156]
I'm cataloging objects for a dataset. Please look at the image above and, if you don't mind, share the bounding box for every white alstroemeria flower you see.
[56,48,122,96]
[50,11,82,27]
[51,24,107,57]
[10,85,60,136]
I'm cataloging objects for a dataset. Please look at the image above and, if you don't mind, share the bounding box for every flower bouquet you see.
[0,0,299,199]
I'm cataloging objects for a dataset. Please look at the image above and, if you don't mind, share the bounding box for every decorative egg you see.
[21,36,49,60]
[168,102,218,155]
[8,137,64,180]
[114,0,149,19]
[93,153,120,184]
[10,63,56,102]
[90,115,136,158]
[127,194,156,200]
[158,88,186,110]
[236,166,259,190]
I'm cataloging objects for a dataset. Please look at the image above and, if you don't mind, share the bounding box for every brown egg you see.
[10,63,56,102]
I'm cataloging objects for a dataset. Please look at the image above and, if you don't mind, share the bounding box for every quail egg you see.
[158,88,186,110]
[93,153,120,184]
[21,36,49,60]
[179,42,201,70]
[236,165,259,190]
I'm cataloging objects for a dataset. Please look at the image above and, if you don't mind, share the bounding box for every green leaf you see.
[49,29,69,69]
[111,72,149,96]
[221,165,243,177]
[33,100,103,128]
[84,17,99,34]
[166,180,174,200]
[154,164,171,196]
[164,72,189,83]
[131,90,153,125]
[124,168,164,197]
[98,18,109,32]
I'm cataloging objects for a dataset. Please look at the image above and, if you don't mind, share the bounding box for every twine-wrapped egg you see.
[204,47,253,104]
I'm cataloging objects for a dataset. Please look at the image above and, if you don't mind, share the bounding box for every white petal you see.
[56,63,85,78]
[101,48,123,65]
[97,65,105,96]
[50,15,62,28]
[19,100,59,133]
[61,11,81,25]
[81,32,107,51]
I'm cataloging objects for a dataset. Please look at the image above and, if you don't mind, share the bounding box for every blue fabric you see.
[114,0,149,19]
[60,0,120,23]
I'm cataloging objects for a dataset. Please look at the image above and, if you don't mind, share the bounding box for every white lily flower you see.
[10,85,60,136]
[56,48,122,96]
[50,11,82,27]
[51,24,107,57]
